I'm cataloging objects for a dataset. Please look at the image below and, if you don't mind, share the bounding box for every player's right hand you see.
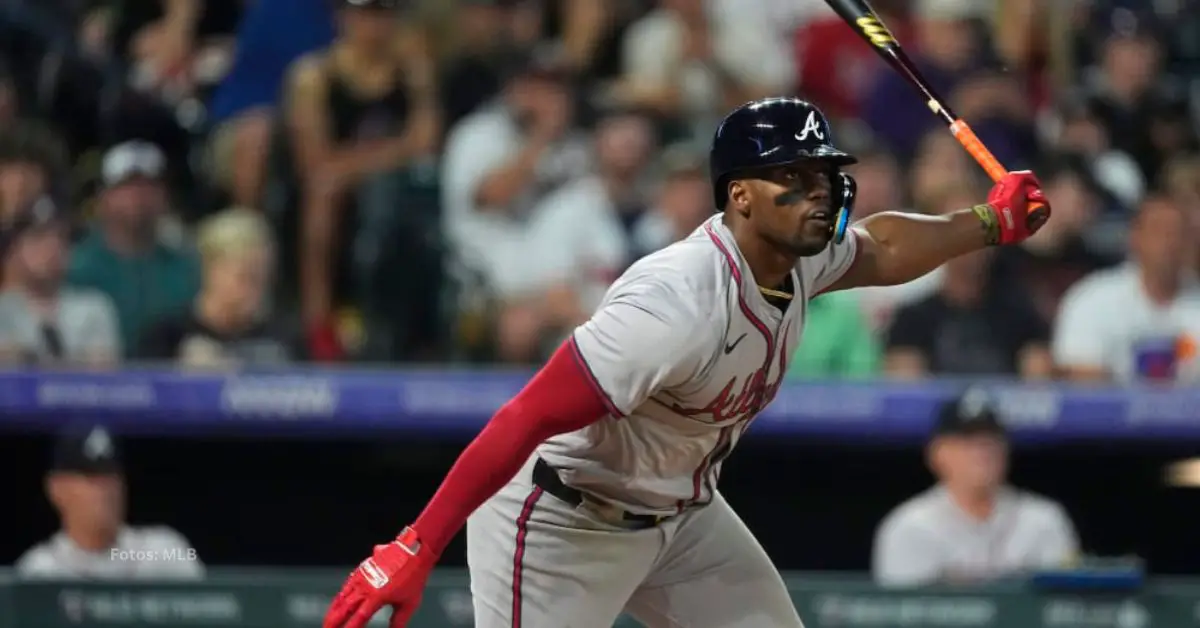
[984,170,1051,245]
[323,527,438,628]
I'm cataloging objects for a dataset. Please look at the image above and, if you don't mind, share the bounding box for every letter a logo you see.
[795,110,825,142]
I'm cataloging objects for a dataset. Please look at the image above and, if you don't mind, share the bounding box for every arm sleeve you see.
[810,228,863,296]
[872,513,944,587]
[412,277,711,554]
[1051,279,1108,370]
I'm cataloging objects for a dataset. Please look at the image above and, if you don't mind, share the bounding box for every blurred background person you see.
[908,129,984,215]
[988,0,1055,103]
[629,144,712,256]
[16,424,204,580]
[614,0,792,142]
[436,0,533,128]
[1079,3,1195,189]
[0,123,67,226]
[524,108,659,347]
[1053,195,1200,383]
[441,50,590,363]
[271,0,440,363]
[1003,157,1114,324]
[67,141,199,359]
[787,291,881,380]
[99,0,241,106]
[1161,154,1200,276]
[138,207,289,368]
[843,146,943,332]
[792,0,910,122]
[864,0,1035,166]
[0,197,119,366]
[884,185,1053,380]
[205,0,335,209]
[1043,97,1144,212]
[872,390,1079,588]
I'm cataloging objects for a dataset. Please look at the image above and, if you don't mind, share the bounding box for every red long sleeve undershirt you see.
[411,339,609,555]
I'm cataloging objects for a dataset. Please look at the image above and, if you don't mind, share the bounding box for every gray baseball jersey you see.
[872,485,1079,587]
[461,216,862,627]
[15,526,204,580]
[538,215,859,514]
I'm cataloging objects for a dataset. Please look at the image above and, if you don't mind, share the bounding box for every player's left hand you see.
[323,528,438,628]
[984,170,1051,245]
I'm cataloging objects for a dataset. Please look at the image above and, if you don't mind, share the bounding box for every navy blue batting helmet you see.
[709,97,858,242]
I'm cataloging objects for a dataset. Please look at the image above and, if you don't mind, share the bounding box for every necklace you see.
[758,286,794,300]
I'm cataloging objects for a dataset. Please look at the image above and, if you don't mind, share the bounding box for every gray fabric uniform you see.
[15,526,205,580]
[467,216,862,627]
[0,289,120,362]
[872,485,1079,587]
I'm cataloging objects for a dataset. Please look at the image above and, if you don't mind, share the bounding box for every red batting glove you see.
[983,170,1052,245]
[324,527,439,628]
[307,319,346,362]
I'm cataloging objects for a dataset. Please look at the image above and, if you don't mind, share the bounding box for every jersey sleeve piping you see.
[568,333,627,418]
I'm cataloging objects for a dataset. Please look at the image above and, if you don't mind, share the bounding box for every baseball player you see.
[323,97,1051,628]
[872,388,1079,588]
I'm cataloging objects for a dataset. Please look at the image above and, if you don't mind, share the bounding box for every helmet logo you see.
[795,111,826,141]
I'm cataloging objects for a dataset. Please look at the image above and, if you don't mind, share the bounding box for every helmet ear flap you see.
[713,175,729,211]
[830,170,857,244]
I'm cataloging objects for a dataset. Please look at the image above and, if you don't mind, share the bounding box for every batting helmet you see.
[709,98,859,243]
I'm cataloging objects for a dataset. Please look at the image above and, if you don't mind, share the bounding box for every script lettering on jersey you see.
[672,325,792,424]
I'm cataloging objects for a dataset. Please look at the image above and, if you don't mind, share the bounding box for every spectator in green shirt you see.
[788,291,881,379]
[67,142,200,358]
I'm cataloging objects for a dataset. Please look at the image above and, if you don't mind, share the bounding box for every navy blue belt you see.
[532,458,667,529]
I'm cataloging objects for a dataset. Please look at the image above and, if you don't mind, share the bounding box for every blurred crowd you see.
[0,0,1197,382]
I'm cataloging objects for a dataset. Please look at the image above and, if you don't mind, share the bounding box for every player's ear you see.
[45,473,67,511]
[727,179,751,216]
[924,440,942,477]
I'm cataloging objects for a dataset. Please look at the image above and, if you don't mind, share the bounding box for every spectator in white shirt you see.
[614,0,793,140]
[873,389,1079,587]
[441,50,591,362]
[16,425,204,580]
[1053,195,1200,383]
[708,0,825,41]
[528,109,658,338]
[0,197,120,367]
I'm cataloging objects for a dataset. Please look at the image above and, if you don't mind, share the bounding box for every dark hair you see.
[0,121,68,176]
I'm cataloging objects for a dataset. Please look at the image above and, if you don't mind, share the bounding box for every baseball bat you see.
[823,0,1045,216]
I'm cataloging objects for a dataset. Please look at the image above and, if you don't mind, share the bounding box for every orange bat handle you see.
[949,119,1047,215]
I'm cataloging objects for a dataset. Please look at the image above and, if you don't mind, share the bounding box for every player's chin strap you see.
[830,171,857,245]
